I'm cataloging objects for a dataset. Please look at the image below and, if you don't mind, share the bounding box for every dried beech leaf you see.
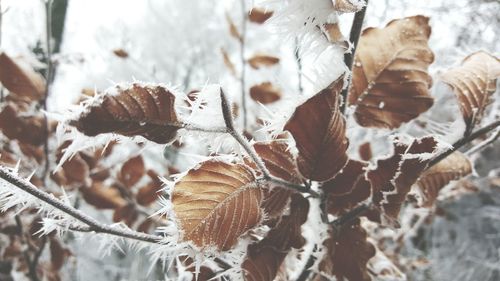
[0,104,46,145]
[358,142,372,161]
[226,13,242,42]
[333,0,366,13]
[440,51,500,133]
[323,160,371,215]
[249,82,282,104]
[324,23,348,48]
[284,77,348,181]
[50,238,71,271]
[221,47,237,76]
[81,182,127,209]
[248,55,280,69]
[416,151,472,207]
[349,16,434,129]
[316,219,375,281]
[367,136,440,226]
[0,52,45,100]
[118,155,145,188]
[61,153,90,185]
[253,141,302,218]
[172,160,262,250]
[113,204,139,227]
[136,170,163,206]
[113,48,129,58]
[248,8,273,24]
[72,84,180,144]
[242,194,309,281]
[18,143,44,164]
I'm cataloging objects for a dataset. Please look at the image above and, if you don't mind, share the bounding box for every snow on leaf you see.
[439,51,500,134]
[333,0,366,13]
[248,8,274,24]
[0,52,45,101]
[242,194,309,281]
[315,218,375,281]
[171,159,262,251]
[416,151,472,207]
[70,83,180,144]
[284,76,349,181]
[249,82,282,104]
[349,15,434,129]
[367,136,441,227]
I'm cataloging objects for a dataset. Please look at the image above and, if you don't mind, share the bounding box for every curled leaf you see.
[416,151,472,207]
[248,8,273,24]
[440,51,500,133]
[71,83,180,144]
[0,52,45,100]
[248,55,280,69]
[226,13,242,42]
[349,15,434,129]
[172,160,262,250]
[285,77,348,181]
[249,82,282,104]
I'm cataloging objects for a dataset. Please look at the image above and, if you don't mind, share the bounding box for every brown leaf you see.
[49,238,71,271]
[136,170,163,206]
[253,141,302,218]
[367,136,440,226]
[0,104,46,145]
[416,151,472,207]
[248,8,273,24]
[80,182,127,209]
[349,15,434,129]
[249,82,282,104]
[112,204,139,227]
[284,77,349,181]
[316,219,375,281]
[61,153,90,185]
[118,155,145,188]
[440,51,500,133]
[324,23,348,48]
[226,13,242,42]
[323,160,371,215]
[248,55,280,69]
[18,143,44,164]
[242,194,309,281]
[113,49,129,58]
[0,52,45,100]
[220,47,237,76]
[333,0,365,13]
[172,160,262,250]
[71,83,180,144]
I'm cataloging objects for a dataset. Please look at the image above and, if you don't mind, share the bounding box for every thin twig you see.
[339,1,368,114]
[465,127,500,156]
[239,0,248,130]
[294,37,304,95]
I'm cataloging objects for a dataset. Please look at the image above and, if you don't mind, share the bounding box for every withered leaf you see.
[242,194,309,281]
[172,160,262,250]
[249,82,282,104]
[113,49,129,58]
[226,13,242,42]
[50,238,71,271]
[358,142,373,161]
[416,151,472,207]
[284,77,348,181]
[349,15,434,129]
[333,0,365,13]
[118,155,145,188]
[113,204,139,227]
[80,182,127,209]
[220,48,237,76]
[316,219,375,281]
[367,136,440,226]
[0,52,45,100]
[248,8,273,24]
[0,104,46,146]
[324,23,348,48]
[71,84,180,144]
[247,55,280,69]
[136,170,163,206]
[440,51,500,134]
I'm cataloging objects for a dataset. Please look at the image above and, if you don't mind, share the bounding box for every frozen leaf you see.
[253,141,302,218]
[333,0,366,13]
[323,160,371,215]
[226,13,242,42]
[0,104,46,146]
[249,82,282,104]
[324,23,348,47]
[349,16,434,129]
[50,237,71,271]
[81,182,127,209]
[248,8,273,24]
[118,155,145,188]
[71,83,180,144]
[172,160,262,250]
[416,151,472,207]
[358,142,372,161]
[248,55,280,69]
[136,170,164,206]
[367,136,440,226]
[242,194,309,281]
[112,204,139,227]
[284,77,348,181]
[221,47,237,76]
[0,52,45,101]
[316,219,375,281]
[440,51,500,133]
[113,48,129,58]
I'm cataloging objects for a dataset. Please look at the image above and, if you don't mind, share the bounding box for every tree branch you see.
[239,0,248,130]
[339,1,368,114]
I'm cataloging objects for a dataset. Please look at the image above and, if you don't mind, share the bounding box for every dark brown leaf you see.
[249,82,281,104]
[0,104,46,145]
[80,182,127,209]
[118,155,145,188]
[0,52,45,100]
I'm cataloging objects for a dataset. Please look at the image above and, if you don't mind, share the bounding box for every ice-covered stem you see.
[428,119,500,168]
[219,89,319,196]
[239,0,248,130]
[0,167,162,244]
[466,128,500,156]
[339,0,369,114]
